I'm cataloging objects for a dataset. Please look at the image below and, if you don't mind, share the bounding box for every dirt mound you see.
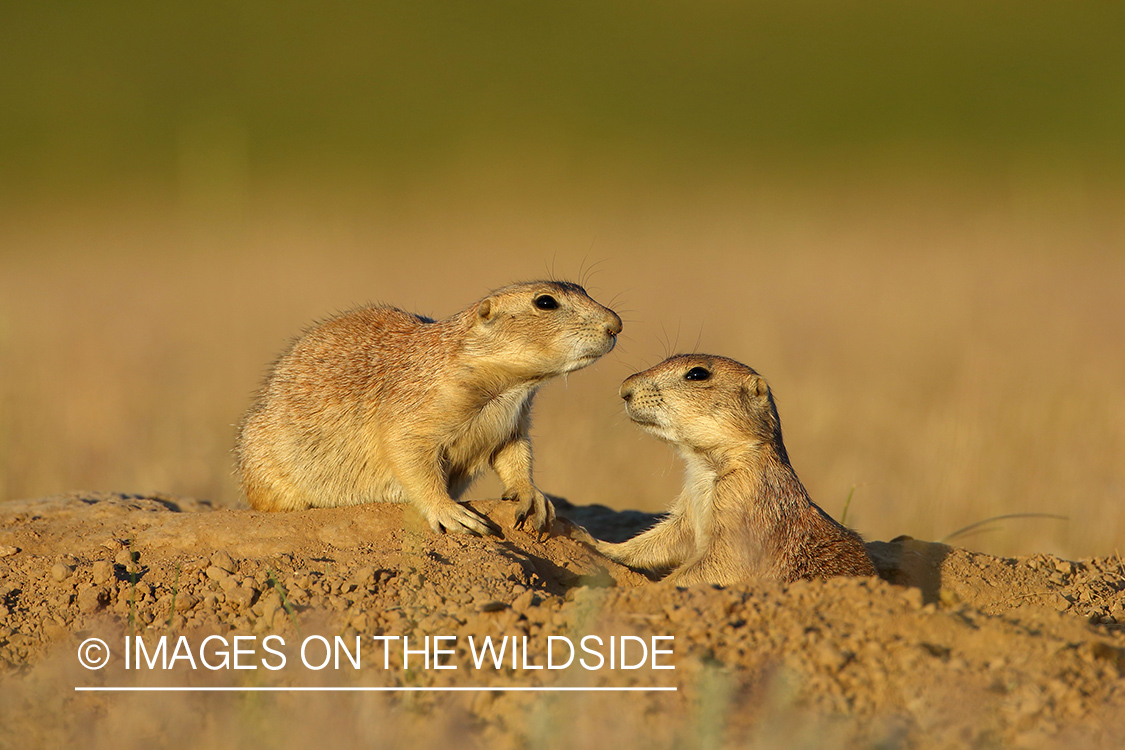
[2,494,1124,749]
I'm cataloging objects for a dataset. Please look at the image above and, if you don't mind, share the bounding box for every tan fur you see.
[597,354,876,585]
[236,281,622,535]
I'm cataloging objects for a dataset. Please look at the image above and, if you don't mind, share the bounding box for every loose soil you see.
[1,493,1123,749]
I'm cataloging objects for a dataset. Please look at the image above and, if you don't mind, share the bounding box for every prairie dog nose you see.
[606,312,623,337]
[619,380,636,401]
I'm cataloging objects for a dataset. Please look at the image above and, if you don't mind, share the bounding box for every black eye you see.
[684,367,711,381]
[534,295,559,310]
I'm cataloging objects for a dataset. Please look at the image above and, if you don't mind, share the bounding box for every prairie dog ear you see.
[741,373,770,403]
[477,298,495,321]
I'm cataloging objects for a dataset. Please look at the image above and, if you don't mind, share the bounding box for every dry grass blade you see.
[939,514,1069,545]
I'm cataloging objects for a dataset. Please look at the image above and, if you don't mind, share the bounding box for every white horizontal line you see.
[75,686,677,693]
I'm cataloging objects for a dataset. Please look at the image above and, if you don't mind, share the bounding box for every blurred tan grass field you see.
[1,1,1124,559]
[1,177,1123,560]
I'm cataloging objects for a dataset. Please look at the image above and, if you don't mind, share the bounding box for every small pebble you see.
[92,561,113,585]
[211,551,236,573]
[511,590,536,612]
[77,587,107,614]
[227,585,258,609]
[206,566,231,582]
[174,594,199,613]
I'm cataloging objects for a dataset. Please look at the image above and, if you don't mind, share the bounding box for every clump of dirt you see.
[1,493,1124,750]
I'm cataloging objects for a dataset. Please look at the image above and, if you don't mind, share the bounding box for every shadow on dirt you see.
[552,495,663,543]
[866,536,951,604]
[557,496,953,601]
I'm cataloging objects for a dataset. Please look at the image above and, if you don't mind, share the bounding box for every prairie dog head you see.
[620,354,784,453]
[467,281,622,378]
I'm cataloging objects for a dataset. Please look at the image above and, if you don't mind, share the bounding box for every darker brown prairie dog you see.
[596,354,875,585]
[236,281,622,536]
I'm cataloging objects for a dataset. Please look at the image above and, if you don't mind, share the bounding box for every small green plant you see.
[126,538,137,636]
[166,561,182,631]
[266,568,301,633]
[693,658,734,750]
[840,485,856,526]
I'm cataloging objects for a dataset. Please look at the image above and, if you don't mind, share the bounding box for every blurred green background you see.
[3,1,1124,199]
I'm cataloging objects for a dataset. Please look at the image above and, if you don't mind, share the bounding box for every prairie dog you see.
[597,354,875,585]
[236,281,622,535]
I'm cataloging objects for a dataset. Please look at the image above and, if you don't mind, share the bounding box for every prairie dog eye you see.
[684,366,711,381]
[534,294,559,310]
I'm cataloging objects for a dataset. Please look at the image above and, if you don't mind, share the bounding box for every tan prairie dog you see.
[236,281,622,536]
[596,354,875,585]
